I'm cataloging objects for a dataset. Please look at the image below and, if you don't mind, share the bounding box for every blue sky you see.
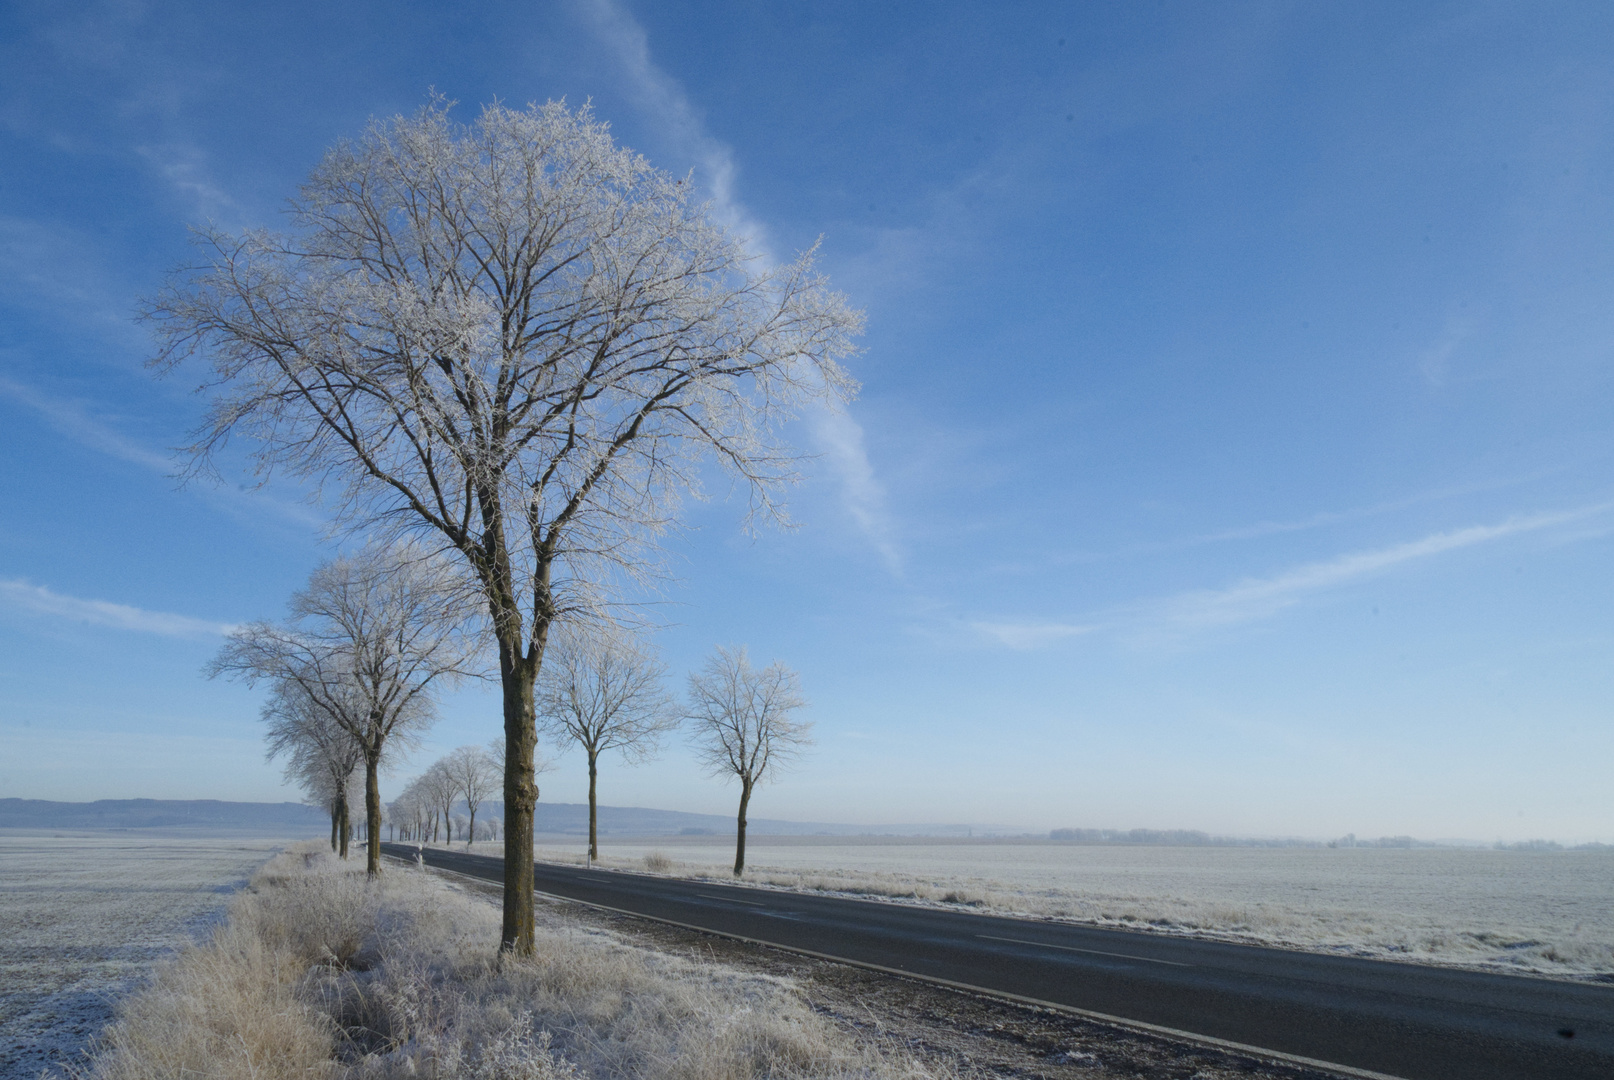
[2,1,1612,842]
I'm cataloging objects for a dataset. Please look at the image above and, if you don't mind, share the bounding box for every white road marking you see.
[697,892,767,906]
[977,933,1193,967]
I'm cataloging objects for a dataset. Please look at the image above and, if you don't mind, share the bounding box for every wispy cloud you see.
[1147,505,1608,634]
[1418,315,1472,387]
[0,578,237,638]
[576,0,900,572]
[574,0,766,248]
[0,375,325,528]
[973,503,1613,648]
[1174,474,1551,548]
[0,216,142,344]
[971,620,1092,649]
[0,375,173,471]
[134,142,239,222]
[810,408,901,572]
[993,471,1570,575]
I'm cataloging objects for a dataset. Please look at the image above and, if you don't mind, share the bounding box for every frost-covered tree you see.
[686,646,812,876]
[148,98,861,955]
[387,783,427,841]
[538,625,676,861]
[394,774,436,842]
[418,760,460,845]
[262,676,365,856]
[209,544,481,876]
[443,744,499,848]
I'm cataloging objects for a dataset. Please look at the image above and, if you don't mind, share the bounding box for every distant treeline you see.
[1048,827,1612,850]
[1048,828,1321,847]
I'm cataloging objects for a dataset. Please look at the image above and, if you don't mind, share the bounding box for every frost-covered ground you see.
[482,835,1614,980]
[0,832,283,1079]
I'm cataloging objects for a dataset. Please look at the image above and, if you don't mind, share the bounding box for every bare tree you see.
[261,677,365,856]
[443,744,499,848]
[537,625,676,861]
[388,777,433,842]
[399,774,438,842]
[148,99,860,955]
[686,646,812,876]
[209,544,481,876]
[418,760,458,844]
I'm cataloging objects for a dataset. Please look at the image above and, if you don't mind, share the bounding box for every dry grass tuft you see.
[67,844,954,1080]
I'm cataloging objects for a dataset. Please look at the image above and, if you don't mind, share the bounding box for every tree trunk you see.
[365,753,382,878]
[587,749,599,863]
[500,641,540,956]
[329,800,339,853]
[734,781,752,877]
[467,805,477,848]
[338,795,350,859]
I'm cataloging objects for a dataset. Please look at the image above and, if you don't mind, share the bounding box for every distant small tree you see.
[387,782,429,842]
[210,543,481,876]
[686,646,812,876]
[393,775,432,843]
[538,625,677,861]
[418,761,458,844]
[443,745,499,848]
[261,677,365,857]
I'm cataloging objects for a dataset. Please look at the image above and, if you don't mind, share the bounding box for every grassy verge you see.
[66,844,956,1080]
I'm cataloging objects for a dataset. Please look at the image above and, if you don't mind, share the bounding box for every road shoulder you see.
[402,855,1356,1080]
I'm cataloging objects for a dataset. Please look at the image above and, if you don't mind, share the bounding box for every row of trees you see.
[216,539,812,879]
[158,96,860,955]
[390,634,810,875]
[390,744,502,845]
[209,545,480,876]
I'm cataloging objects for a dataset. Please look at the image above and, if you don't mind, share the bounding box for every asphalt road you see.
[381,842,1612,1080]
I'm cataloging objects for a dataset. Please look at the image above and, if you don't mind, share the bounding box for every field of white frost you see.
[0,832,284,1079]
[513,835,1614,979]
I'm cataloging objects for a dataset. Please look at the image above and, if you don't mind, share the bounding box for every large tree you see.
[210,544,480,876]
[537,624,676,862]
[686,646,812,876]
[149,99,860,954]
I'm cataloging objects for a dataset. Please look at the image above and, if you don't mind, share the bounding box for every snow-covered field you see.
[508,835,1614,980]
[0,832,283,1079]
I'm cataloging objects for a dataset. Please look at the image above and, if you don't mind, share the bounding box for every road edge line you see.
[388,851,1410,1080]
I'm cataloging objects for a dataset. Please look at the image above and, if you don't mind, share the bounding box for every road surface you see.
[381,842,1611,1080]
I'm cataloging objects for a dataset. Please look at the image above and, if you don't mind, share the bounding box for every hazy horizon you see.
[3,795,1607,850]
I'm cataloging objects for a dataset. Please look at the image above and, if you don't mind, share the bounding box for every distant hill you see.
[0,797,1010,838]
[524,802,1007,838]
[0,798,328,833]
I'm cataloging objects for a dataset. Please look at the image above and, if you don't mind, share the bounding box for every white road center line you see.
[696,892,767,906]
[977,934,1193,967]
